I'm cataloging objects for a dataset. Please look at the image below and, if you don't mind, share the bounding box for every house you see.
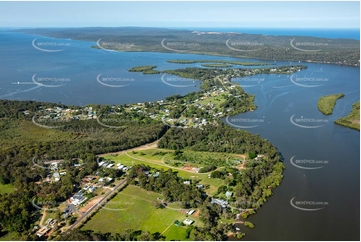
[98,161,105,167]
[187,209,195,215]
[183,218,194,226]
[36,227,50,237]
[196,184,204,189]
[153,172,160,178]
[70,191,87,206]
[53,172,60,182]
[106,164,114,168]
[211,198,228,208]
[183,181,191,185]
[226,191,233,198]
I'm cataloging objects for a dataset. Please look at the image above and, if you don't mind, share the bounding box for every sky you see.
[0,1,359,29]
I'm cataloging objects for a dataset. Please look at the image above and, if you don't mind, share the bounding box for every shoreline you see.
[7,29,360,67]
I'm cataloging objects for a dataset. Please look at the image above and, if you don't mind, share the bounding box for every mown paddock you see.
[100,148,244,195]
[81,185,200,238]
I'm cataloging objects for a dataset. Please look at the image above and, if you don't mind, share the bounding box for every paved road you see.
[65,179,127,232]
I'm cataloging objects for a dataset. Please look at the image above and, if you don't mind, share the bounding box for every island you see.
[128,65,160,74]
[167,59,270,66]
[317,93,345,115]
[334,101,360,131]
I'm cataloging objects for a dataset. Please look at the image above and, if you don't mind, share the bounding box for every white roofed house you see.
[183,218,194,226]
[53,172,60,182]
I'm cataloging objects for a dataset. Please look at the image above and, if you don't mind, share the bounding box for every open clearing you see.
[101,148,233,195]
[0,184,15,195]
[81,185,201,238]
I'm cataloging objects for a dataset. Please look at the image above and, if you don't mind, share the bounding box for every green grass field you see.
[81,185,197,239]
[0,184,15,195]
[0,231,21,241]
[162,224,188,240]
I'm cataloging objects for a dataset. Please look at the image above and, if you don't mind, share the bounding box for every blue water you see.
[0,31,276,105]
[0,31,359,240]
[178,27,360,40]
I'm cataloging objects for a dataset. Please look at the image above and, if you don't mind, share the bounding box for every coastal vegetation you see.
[201,63,233,68]
[244,221,255,229]
[15,27,360,66]
[167,59,270,66]
[128,65,160,74]
[334,101,360,131]
[317,93,345,115]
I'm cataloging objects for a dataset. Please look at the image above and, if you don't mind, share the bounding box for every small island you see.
[335,100,360,131]
[317,93,345,115]
[201,63,233,68]
[128,65,160,74]
[167,59,270,66]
